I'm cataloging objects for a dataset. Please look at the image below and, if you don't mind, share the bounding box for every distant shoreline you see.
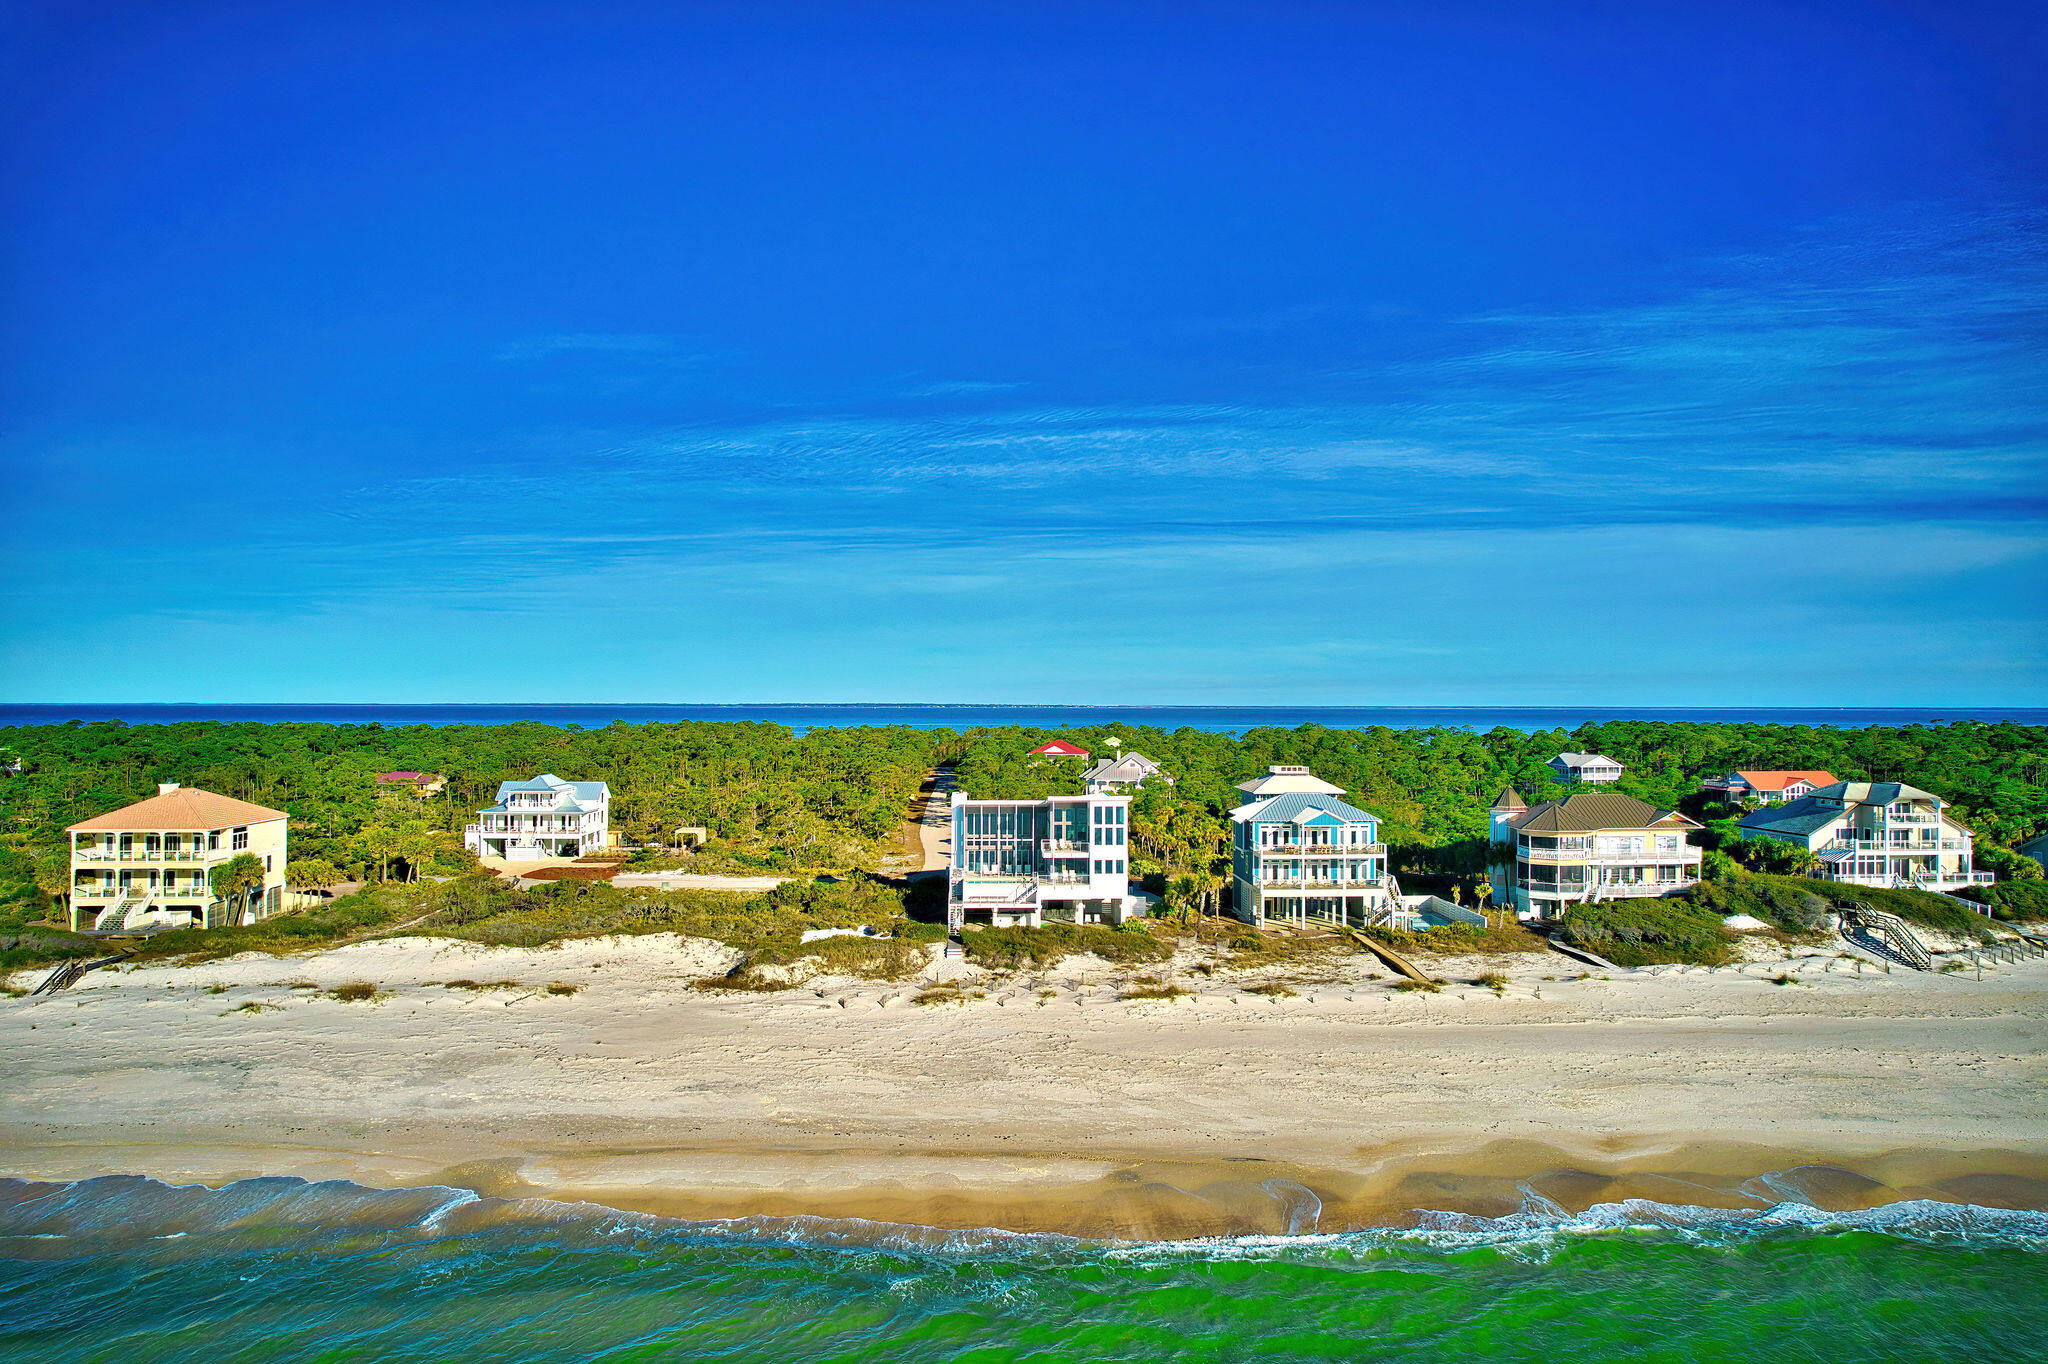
[5,703,2044,734]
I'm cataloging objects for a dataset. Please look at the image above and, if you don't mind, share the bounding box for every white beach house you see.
[1738,781,1989,892]
[66,783,289,932]
[1547,752,1624,784]
[1490,789,1702,919]
[464,774,611,861]
[1080,751,1168,793]
[1229,766,1392,928]
[948,790,1136,929]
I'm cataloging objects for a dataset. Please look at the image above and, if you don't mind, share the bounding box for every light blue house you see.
[1229,766,1391,927]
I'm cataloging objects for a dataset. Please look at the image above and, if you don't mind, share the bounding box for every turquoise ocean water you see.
[3,1176,2044,1362]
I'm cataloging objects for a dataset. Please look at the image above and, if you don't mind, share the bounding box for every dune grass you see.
[960,922,1171,972]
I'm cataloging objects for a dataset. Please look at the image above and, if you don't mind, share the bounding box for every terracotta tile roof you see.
[1510,792,1696,834]
[68,786,289,832]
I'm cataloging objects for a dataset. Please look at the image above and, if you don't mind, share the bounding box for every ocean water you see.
[2,1177,2044,1362]
[3,703,2044,734]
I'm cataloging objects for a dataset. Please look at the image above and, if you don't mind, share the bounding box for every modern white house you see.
[948,790,1136,929]
[1701,769,1837,804]
[1490,789,1702,920]
[1080,751,1168,793]
[1229,766,1393,928]
[1548,752,1624,784]
[66,783,289,932]
[464,774,611,861]
[1738,782,1990,892]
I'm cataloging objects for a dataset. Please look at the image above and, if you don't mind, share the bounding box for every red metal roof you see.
[1027,740,1089,757]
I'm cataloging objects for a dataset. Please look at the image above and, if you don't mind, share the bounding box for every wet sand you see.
[4,930,2046,1237]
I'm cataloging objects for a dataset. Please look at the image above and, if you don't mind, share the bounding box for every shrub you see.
[326,981,381,1003]
[1364,922,1549,956]
[1475,972,1509,993]
[1959,881,2048,923]
[960,922,1171,971]
[1561,899,1734,967]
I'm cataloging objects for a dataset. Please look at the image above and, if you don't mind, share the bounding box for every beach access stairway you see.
[32,947,138,996]
[1838,905,1934,971]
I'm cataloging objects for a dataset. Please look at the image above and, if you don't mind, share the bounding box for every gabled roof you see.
[492,774,610,802]
[1726,769,1837,792]
[1551,752,1622,768]
[1491,787,1527,812]
[1028,740,1089,757]
[1234,766,1346,797]
[1739,797,1844,838]
[1080,752,1161,781]
[1511,793,1693,834]
[69,786,288,833]
[1809,781,1938,806]
[1231,792,1381,827]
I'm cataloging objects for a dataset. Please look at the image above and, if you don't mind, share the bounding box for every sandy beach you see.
[7,927,2047,1238]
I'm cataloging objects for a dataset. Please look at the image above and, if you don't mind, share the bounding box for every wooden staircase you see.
[1839,904,1934,971]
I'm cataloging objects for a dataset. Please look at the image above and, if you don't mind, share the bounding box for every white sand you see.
[5,931,2044,1231]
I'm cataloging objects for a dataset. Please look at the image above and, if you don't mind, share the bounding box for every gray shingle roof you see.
[1738,797,1843,838]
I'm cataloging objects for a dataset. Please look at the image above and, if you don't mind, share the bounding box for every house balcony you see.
[1519,845,1698,864]
[1040,840,1089,857]
[72,849,215,864]
[1257,843,1384,858]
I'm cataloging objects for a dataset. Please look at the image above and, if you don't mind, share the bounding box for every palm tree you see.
[207,853,265,928]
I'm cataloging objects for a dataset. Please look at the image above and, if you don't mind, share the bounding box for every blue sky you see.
[2,0,2044,704]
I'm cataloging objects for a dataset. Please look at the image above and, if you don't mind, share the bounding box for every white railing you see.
[1520,845,1696,863]
[73,850,212,864]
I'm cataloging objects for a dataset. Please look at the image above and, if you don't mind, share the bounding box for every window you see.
[232,827,249,851]
[208,830,221,852]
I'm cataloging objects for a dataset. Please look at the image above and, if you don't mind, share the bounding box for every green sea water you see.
[3,1176,2045,1362]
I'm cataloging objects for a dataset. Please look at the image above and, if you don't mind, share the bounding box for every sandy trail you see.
[5,932,2045,1236]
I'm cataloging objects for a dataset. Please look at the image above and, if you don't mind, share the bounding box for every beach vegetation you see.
[1958,881,2048,922]
[1240,981,1296,997]
[1475,971,1509,993]
[1120,976,1191,1001]
[959,922,1171,971]
[1560,900,1735,967]
[1362,922,1549,956]
[326,981,381,1003]
[224,1001,276,1014]
[444,979,522,991]
[1391,979,1442,993]
[544,981,579,996]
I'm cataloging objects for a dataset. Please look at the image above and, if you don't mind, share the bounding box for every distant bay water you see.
[1,703,2043,734]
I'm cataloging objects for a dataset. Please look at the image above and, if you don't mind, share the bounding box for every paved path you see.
[917,766,956,873]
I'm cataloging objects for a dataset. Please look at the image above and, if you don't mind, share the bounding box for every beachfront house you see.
[1700,769,1837,805]
[1738,782,1989,893]
[2021,831,2048,877]
[1229,766,1392,928]
[66,783,289,932]
[1027,739,1089,760]
[1547,752,1624,784]
[948,790,1136,929]
[464,774,611,861]
[1490,790,1702,920]
[1080,751,1168,793]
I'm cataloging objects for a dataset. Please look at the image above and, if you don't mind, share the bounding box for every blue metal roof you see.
[1232,792,1380,826]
